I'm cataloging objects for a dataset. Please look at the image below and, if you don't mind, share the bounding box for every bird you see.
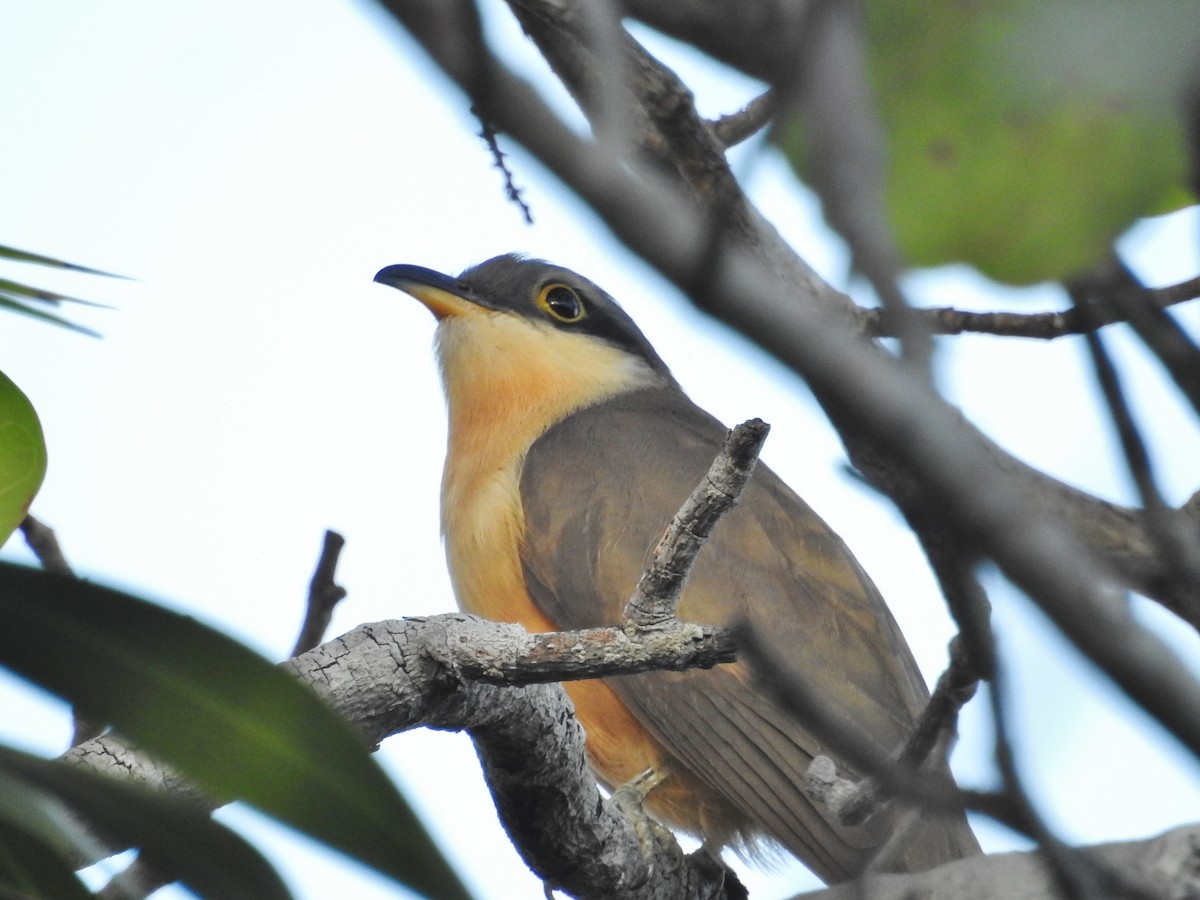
[374,254,980,883]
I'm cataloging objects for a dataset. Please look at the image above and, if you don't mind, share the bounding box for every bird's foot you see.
[609,770,747,900]
[608,768,673,855]
[612,767,667,804]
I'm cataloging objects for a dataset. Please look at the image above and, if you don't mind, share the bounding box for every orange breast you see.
[439,419,675,785]
[440,437,747,844]
[433,312,746,844]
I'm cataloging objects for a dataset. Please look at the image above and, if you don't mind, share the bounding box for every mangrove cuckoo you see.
[374,255,979,882]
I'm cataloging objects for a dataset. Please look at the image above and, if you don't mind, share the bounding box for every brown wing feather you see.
[519,387,978,880]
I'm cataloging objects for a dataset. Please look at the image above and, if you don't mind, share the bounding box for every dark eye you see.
[536,283,585,323]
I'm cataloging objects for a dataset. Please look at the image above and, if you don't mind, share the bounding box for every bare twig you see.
[823,636,980,829]
[472,107,534,225]
[54,414,767,896]
[290,529,348,658]
[982,649,1162,899]
[505,0,757,238]
[20,515,74,576]
[1074,301,1200,631]
[1087,263,1200,422]
[70,421,757,897]
[709,91,775,148]
[623,418,769,627]
[860,273,1200,341]
[793,0,931,377]
[732,621,1029,838]
[814,528,994,830]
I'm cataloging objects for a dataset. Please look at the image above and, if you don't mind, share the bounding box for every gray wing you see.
[518,387,976,879]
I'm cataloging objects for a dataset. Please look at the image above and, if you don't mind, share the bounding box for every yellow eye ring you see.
[535,283,585,323]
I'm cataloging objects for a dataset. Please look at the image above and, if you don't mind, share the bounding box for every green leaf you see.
[0,278,113,309]
[0,296,101,337]
[0,372,47,545]
[0,748,290,900]
[0,244,124,333]
[0,818,93,900]
[779,0,1198,285]
[0,565,472,900]
[0,245,126,280]
[0,766,106,885]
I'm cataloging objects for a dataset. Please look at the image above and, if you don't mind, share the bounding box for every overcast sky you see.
[2,3,1199,898]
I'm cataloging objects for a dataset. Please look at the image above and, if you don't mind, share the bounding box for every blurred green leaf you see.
[0,372,47,545]
[0,818,94,900]
[0,244,123,334]
[0,296,101,337]
[779,0,1198,285]
[0,748,290,900]
[0,278,113,309]
[0,565,472,900]
[0,766,106,884]
[0,246,125,279]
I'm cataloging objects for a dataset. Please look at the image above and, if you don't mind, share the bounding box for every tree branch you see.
[859,274,1200,340]
[20,515,74,577]
[795,824,1200,900]
[709,91,775,148]
[1074,293,1200,630]
[505,0,756,238]
[435,616,736,686]
[472,107,534,224]
[985,635,1105,898]
[623,0,808,87]
[290,529,349,658]
[1071,259,1200,418]
[623,418,769,626]
[66,614,736,900]
[810,635,980,830]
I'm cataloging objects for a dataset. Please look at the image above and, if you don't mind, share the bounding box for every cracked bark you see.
[64,615,741,900]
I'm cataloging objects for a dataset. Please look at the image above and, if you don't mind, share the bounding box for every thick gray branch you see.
[430,616,736,686]
[796,824,1200,900]
[66,615,733,900]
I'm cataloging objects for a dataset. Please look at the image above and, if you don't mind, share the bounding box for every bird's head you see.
[374,254,675,428]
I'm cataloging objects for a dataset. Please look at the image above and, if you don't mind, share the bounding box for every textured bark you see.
[66,615,739,899]
[798,824,1200,900]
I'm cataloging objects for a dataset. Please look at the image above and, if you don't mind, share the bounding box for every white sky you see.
[2,2,1199,898]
